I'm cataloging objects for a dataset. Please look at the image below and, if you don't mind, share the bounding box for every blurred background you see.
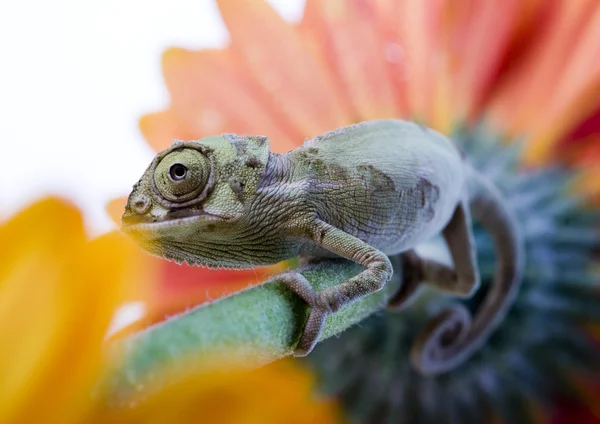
[0,0,304,234]
[1,1,600,423]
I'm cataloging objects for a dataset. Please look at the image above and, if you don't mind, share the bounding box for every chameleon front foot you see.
[278,272,343,356]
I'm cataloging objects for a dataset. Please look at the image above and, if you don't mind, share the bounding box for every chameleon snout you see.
[121,193,153,227]
[130,193,151,215]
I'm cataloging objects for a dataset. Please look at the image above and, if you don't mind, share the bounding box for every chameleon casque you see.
[122,119,523,375]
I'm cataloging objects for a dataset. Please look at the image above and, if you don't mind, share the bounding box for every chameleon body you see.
[122,119,523,375]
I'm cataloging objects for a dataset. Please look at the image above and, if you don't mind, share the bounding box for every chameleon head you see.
[121,135,270,268]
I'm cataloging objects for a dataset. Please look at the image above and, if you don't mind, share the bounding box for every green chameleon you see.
[122,119,523,375]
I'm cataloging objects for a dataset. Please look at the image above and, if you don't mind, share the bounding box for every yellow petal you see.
[100,360,341,424]
[0,199,146,423]
[0,199,85,423]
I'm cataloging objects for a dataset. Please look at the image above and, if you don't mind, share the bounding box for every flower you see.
[102,360,341,424]
[140,0,600,176]
[0,199,340,423]
[116,0,600,422]
[0,198,148,423]
[306,128,600,424]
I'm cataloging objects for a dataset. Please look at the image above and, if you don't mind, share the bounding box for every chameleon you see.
[122,119,523,375]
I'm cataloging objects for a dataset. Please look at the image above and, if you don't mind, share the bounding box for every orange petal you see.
[572,164,600,204]
[525,5,600,163]
[162,47,298,153]
[300,0,402,121]
[425,0,545,131]
[106,196,127,227]
[445,0,522,121]
[487,0,600,163]
[488,0,592,132]
[139,109,197,153]
[217,0,352,139]
[393,0,445,124]
[370,0,411,115]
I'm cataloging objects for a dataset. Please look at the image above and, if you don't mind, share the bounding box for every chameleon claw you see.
[293,307,328,356]
[276,271,332,356]
[276,271,352,356]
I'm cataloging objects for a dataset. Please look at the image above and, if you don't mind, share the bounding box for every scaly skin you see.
[122,119,523,375]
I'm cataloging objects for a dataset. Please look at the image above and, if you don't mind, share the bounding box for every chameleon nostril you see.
[131,195,151,215]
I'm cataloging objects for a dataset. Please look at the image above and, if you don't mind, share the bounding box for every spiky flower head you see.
[306,126,600,424]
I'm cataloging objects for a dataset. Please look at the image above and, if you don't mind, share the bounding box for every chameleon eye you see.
[154,148,210,203]
[169,163,187,181]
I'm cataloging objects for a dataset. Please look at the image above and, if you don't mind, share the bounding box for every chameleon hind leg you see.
[386,250,425,310]
[388,202,479,311]
[392,202,483,374]
[281,219,393,356]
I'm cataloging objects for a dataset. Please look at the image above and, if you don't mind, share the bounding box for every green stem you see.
[104,257,403,401]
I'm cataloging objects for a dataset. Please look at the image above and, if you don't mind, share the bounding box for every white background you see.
[0,0,304,235]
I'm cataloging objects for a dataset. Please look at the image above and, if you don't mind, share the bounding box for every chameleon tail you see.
[411,169,524,375]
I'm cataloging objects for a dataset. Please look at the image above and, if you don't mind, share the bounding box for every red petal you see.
[562,104,600,144]
[143,258,284,328]
[551,399,600,424]
[558,102,600,176]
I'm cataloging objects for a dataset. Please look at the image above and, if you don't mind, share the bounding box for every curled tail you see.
[411,169,524,375]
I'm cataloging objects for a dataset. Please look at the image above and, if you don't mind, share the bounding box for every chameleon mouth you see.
[121,206,228,231]
[122,216,251,271]
[121,215,206,234]
[122,213,229,234]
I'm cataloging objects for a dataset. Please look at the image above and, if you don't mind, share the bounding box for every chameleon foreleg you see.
[276,272,328,356]
[283,219,393,356]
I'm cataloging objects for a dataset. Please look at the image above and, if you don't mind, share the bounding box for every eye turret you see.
[154,149,211,203]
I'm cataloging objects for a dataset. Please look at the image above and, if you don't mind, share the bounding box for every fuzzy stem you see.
[104,258,403,401]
